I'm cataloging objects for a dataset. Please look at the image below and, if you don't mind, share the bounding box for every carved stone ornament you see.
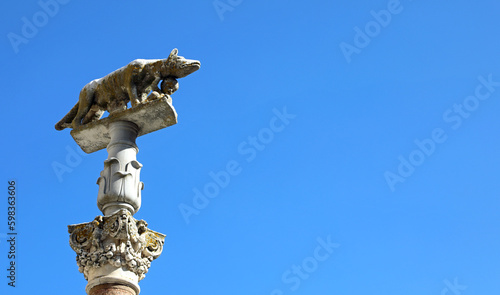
[68,209,165,282]
[97,157,143,214]
[58,48,200,294]
[95,120,144,215]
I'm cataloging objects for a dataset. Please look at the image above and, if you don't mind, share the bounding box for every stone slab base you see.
[71,97,177,153]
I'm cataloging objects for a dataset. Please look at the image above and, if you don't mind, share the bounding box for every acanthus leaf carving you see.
[68,209,165,281]
[97,157,143,213]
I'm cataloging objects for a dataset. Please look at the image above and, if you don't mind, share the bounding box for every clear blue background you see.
[1,0,499,294]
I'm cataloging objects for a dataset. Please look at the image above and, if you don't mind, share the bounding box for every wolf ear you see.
[169,48,178,58]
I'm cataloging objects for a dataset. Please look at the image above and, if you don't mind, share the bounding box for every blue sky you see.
[1,0,500,294]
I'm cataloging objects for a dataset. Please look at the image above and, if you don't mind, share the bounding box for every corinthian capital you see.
[68,209,165,293]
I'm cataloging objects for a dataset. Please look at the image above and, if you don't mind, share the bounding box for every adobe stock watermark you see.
[340,0,412,63]
[7,0,71,54]
[384,74,500,192]
[269,235,340,295]
[213,0,243,21]
[441,277,467,295]
[52,144,87,183]
[178,106,296,224]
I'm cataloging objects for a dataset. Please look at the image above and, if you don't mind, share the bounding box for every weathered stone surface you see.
[55,48,200,131]
[89,284,137,295]
[70,96,177,153]
[68,209,165,291]
[59,49,200,294]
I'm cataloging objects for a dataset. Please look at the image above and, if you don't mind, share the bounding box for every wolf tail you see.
[55,102,79,130]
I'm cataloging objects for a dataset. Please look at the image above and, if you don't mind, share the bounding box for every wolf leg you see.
[82,105,104,124]
[72,88,94,129]
[54,102,79,130]
[127,84,142,107]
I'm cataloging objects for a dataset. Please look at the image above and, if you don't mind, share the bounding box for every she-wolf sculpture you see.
[55,49,200,130]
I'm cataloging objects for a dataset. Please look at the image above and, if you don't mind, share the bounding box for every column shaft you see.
[88,284,136,295]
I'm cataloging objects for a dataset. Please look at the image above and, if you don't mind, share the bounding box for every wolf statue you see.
[55,49,200,130]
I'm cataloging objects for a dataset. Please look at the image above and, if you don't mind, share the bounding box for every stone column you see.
[97,120,143,216]
[58,48,200,294]
[68,209,165,295]
[65,97,180,294]
[88,284,136,295]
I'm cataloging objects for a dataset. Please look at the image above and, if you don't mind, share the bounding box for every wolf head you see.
[162,48,201,79]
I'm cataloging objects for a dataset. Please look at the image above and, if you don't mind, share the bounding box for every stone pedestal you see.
[70,96,177,154]
[67,98,178,294]
[59,48,200,294]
